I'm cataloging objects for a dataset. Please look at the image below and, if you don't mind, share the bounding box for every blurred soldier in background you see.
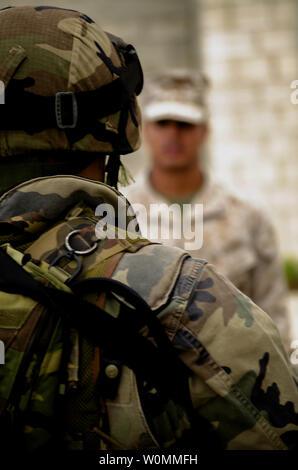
[123,70,291,350]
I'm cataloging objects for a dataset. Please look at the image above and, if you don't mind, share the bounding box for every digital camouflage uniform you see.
[0,6,298,452]
[123,172,291,350]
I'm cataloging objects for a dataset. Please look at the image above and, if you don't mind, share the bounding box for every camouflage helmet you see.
[0,6,143,186]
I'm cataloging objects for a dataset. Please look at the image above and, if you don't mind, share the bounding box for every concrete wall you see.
[200,0,298,257]
[9,0,199,72]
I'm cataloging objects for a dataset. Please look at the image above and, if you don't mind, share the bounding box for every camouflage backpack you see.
[0,231,221,453]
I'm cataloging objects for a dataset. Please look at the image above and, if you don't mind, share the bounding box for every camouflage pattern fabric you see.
[0,176,152,450]
[0,6,142,158]
[0,242,71,450]
[0,175,297,450]
[112,255,298,449]
[141,69,209,124]
[122,171,291,351]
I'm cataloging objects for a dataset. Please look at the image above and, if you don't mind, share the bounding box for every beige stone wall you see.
[199,0,298,344]
[9,0,198,72]
[200,0,298,257]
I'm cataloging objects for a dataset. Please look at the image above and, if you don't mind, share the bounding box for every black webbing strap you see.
[0,78,125,131]
[70,276,181,358]
[105,154,121,188]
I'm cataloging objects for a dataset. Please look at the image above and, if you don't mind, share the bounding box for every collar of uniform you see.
[190,177,227,220]
[0,175,136,237]
[139,169,227,219]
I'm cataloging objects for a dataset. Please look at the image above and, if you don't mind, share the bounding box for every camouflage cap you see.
[0,6,143,158]
[142,69,209,124]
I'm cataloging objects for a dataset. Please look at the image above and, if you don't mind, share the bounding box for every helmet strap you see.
[105,154,121,189]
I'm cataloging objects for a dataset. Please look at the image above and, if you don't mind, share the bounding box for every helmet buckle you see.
[55,91,78,129]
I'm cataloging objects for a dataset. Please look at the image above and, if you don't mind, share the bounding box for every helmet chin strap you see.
[105,154,121,189]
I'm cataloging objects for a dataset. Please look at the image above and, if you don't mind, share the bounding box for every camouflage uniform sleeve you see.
[175,259,298,450]
[250,209,291,351]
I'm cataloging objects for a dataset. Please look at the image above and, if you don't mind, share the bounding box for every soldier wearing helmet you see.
[0,6,297,454]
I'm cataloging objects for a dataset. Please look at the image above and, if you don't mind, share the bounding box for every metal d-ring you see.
[48,229,98,285]
[65,229,98,256]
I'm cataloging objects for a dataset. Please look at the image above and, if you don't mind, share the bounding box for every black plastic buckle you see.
[55,91,78,129]
[49,250,82,285]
